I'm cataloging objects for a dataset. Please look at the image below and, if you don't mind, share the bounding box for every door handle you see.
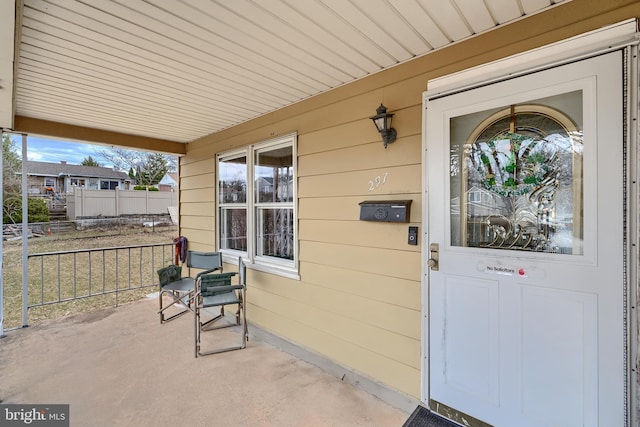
[428,243,439,271]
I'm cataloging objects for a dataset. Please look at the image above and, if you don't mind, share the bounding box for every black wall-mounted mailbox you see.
[359,200,412,223]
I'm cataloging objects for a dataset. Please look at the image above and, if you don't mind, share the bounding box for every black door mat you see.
[403,405,461,427]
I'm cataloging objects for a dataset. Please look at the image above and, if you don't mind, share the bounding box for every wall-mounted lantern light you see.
[370,103,397,148]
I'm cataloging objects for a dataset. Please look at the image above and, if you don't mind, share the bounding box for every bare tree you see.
[3,133,23,223]
[2,134,21,195]
[96,148,176,186]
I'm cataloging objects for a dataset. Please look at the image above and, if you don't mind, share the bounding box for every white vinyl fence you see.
[67,188,178,219]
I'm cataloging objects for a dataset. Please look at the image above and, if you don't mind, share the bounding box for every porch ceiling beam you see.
[12,115,186,155]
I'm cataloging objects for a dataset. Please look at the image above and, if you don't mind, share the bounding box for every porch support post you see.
[21,133,27,327]
[628,42,639,427]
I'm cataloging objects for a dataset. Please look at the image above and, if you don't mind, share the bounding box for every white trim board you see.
[426,19,639,99]
[0,0,16,129]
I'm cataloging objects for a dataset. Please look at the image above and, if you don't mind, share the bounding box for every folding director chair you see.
[157,251,222,324]
[195,257,248,357]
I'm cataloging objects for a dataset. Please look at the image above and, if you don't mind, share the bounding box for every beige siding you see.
[180,0,640,400]
[179,188,213,204]
[299,164,421,198]
[249,303,420,394]
[300,241,420,282]
[180,202,214,217]
[299,219,421,251]
[299,196,422,221]
[179,228,215,251]
[179,157,215,178]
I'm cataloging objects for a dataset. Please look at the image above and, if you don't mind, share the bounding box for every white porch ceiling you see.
[11,0,566,143]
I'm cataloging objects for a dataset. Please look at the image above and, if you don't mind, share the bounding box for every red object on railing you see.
[173,236,187,265]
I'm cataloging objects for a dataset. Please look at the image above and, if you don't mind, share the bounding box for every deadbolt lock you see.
[428,243,439,271]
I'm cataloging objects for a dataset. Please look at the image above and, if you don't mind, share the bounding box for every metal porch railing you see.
[26,242,173,317]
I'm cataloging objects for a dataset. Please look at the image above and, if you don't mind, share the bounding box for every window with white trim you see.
[217,133,297,275]
[100,180,119,190]
[87,179,99,190]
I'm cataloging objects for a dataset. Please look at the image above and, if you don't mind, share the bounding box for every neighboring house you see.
[255,176,294,202]
[157,172,177,192]
[255,176,273,197]
[450,186,500,216]
[24,161,132,194]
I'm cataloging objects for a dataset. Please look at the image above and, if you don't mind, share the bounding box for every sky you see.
[8,135,120,168]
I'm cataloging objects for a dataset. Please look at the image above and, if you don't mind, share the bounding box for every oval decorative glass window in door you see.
[449,91,583,255]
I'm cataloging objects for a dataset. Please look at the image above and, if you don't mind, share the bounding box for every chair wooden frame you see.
[195,257,248,357]
[158,251,222,324]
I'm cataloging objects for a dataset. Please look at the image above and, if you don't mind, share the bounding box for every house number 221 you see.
[368,172,388,191]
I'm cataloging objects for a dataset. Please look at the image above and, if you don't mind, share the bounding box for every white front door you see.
[426,51,626,426]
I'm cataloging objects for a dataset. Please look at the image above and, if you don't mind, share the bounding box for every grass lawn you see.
[2,224,178,329]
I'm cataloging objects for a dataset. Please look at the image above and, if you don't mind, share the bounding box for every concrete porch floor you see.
[0,298,409,426]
